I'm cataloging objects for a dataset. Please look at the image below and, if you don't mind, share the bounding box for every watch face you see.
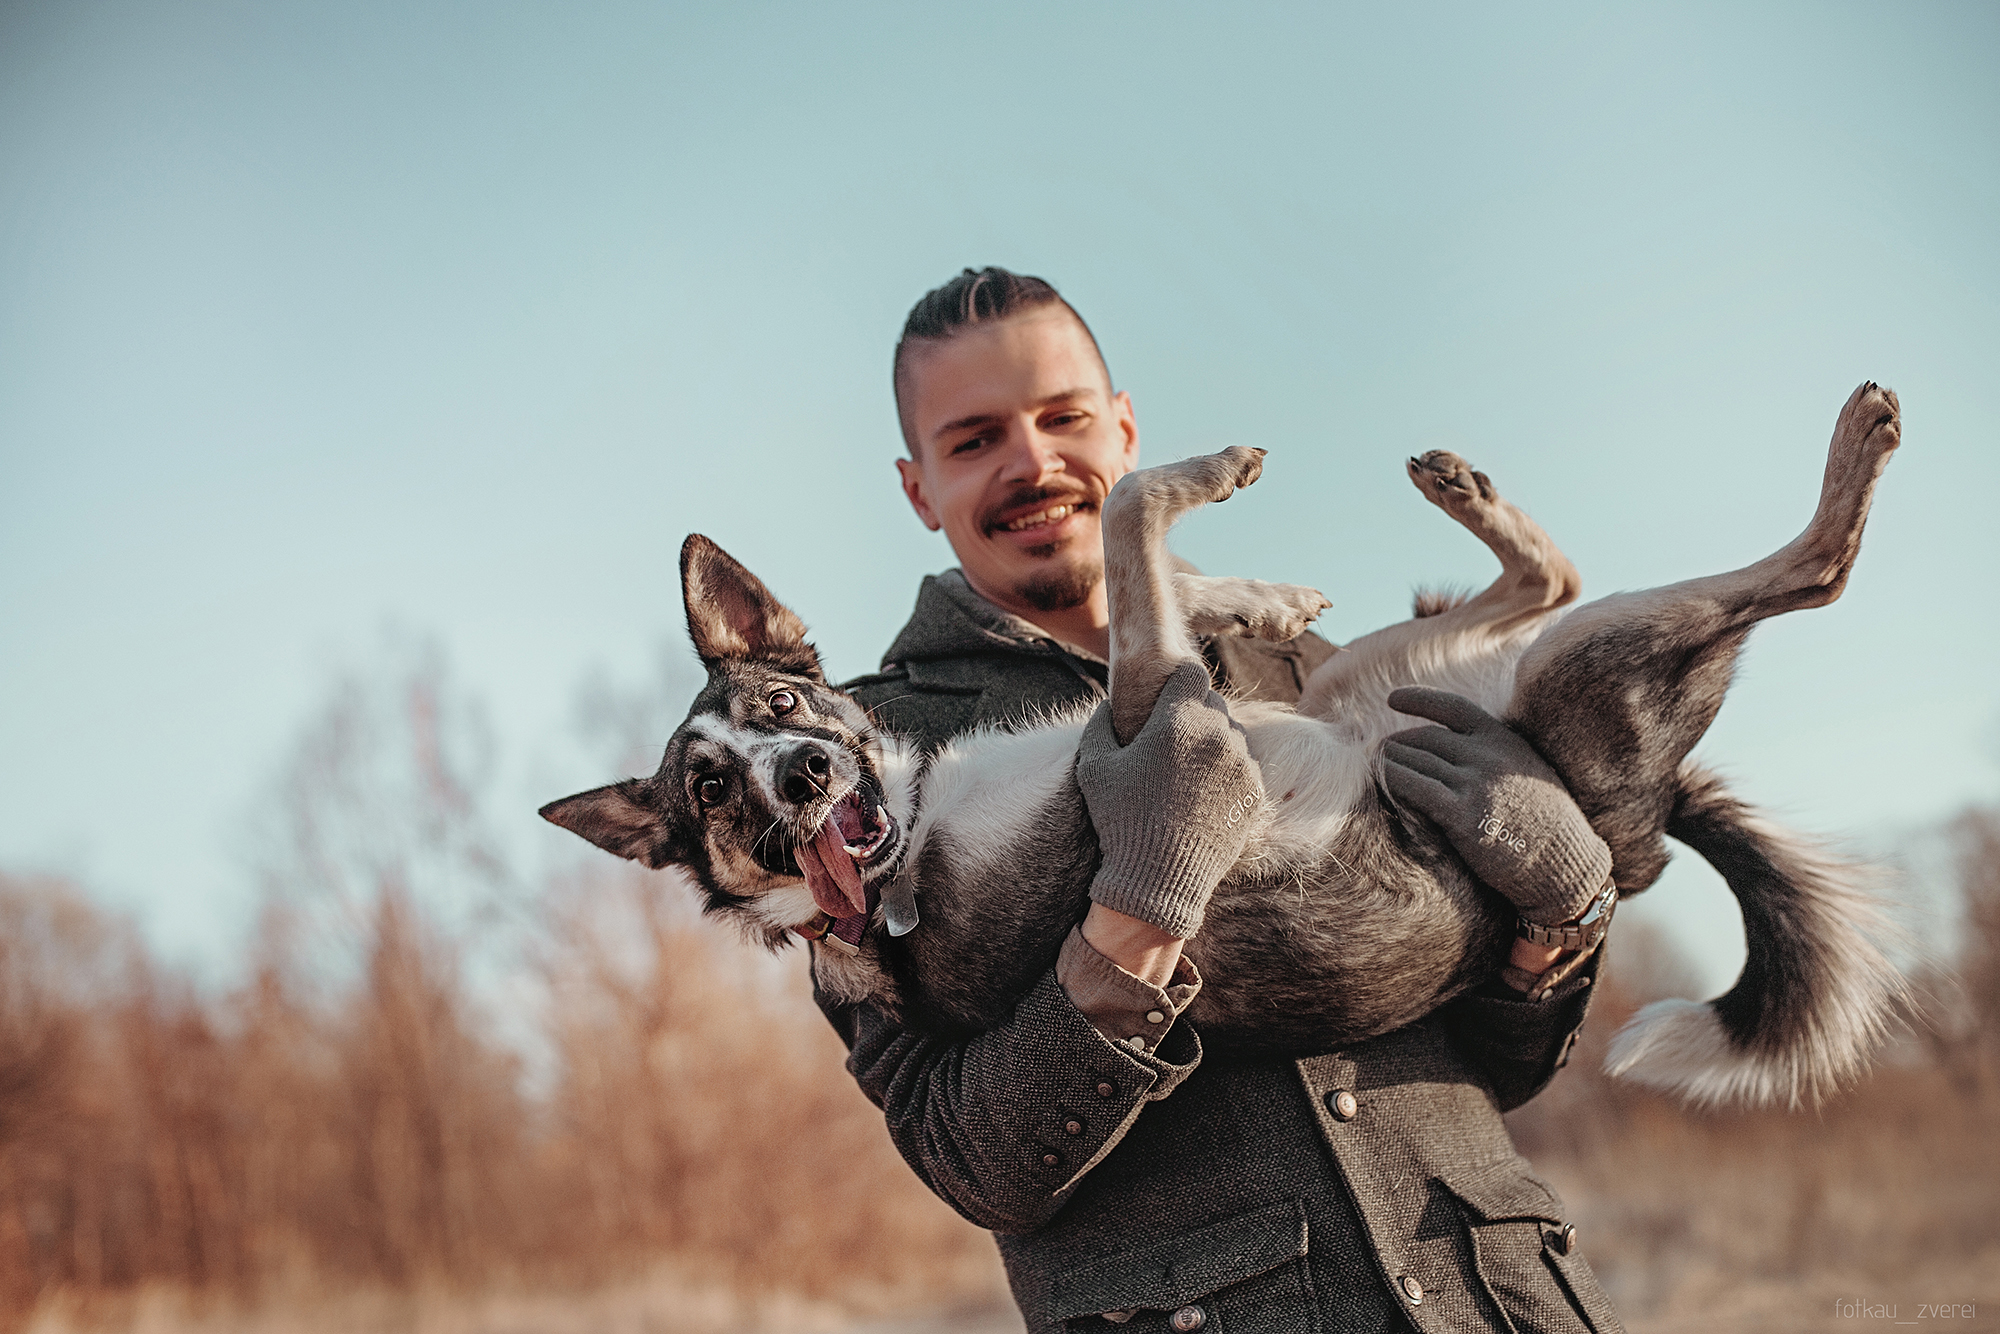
[1579,885,1616,926]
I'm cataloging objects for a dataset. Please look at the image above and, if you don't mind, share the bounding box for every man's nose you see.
[999,424,1065,488]
[777,745,834,804]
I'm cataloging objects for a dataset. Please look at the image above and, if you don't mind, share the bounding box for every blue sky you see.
[3,2,1995,991]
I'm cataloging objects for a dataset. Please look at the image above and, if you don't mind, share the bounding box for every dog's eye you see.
[768,690,799,716]
[696,777,726,806]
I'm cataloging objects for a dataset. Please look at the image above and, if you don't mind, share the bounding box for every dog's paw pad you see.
[1407,450,1495,511]
[1832,381,1901,463]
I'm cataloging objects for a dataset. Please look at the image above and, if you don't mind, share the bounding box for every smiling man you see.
[892,298,1135,657]
[821,268,1623,1334]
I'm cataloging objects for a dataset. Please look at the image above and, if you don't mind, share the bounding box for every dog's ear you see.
[680,534,823,679]
[540,781,687,869]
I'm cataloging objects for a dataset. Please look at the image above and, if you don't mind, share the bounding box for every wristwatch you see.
[1517,877,1618,952]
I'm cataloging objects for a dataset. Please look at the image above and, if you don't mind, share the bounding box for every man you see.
[821,268,1623,1333]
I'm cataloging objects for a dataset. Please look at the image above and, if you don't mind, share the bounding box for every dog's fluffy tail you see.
[1604,763,1907,1109]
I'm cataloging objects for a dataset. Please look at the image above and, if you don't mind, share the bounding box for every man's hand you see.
[1075,659,1263,944]
[1381,686,1611,928]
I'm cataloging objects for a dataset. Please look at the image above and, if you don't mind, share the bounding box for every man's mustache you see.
[980,484,1101,535]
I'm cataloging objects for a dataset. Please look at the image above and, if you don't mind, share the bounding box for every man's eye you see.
[769,689,799,716]
[949,435,991,455]
[697,777,726,806]
[1045,412,1084,428]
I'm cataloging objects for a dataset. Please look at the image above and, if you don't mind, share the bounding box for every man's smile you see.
[1001,504,1078,533]
[982,487,1101,547]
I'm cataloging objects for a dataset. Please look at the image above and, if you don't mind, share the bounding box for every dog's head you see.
[540,535,901,943]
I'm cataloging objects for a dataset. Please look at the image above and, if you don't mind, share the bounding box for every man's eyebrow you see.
[930,389,1097,442]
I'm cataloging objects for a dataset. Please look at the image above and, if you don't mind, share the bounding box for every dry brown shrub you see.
[1509,911,2000,1327]
[0,864,998,1331]
[536,863,1000,1307]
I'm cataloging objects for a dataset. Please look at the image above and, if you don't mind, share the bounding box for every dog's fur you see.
[544,382,1908,1108]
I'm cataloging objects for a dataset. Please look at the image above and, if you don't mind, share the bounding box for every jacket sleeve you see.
[1437,942,1603,1112]
[816,967,1201,1234]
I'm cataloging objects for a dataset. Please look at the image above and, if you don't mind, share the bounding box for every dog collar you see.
[793,883,880,956]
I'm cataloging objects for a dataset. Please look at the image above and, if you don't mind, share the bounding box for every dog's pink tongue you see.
[799,822,867,918]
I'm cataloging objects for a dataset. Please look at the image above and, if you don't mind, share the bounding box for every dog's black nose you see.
[779,746,833,804]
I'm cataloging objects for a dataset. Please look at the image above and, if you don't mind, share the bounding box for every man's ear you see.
[540,781,685,869]
[896,456,942,531]
[679,535,823,678]
[1112,389,1140,471]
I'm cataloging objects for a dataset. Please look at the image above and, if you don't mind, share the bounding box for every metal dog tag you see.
[881,880,920,936]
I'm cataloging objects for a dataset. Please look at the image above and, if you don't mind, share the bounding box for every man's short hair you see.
[892,266,1111,454]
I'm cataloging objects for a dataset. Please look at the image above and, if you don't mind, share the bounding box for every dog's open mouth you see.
[795,788,898,920]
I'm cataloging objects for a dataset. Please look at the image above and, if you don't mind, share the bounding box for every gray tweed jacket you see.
[819,572,1623,1334]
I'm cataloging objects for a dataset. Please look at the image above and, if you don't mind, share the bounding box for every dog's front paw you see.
[1175,445,1267,503]
[1176,573,1330,642]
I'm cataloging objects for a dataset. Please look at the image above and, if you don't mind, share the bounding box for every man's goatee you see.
[1017,557,1104,613]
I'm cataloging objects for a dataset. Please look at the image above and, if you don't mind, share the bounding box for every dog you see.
[543,382,1907,1108]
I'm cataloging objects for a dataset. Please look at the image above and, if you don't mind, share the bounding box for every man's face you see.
[895,307,1138,615]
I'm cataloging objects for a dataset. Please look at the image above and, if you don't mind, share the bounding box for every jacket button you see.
[1042,1152,1060,1167]
[1549,1222,1578,1255]
[1325,1089,1359,1121]
[1399,1274,1424,1304]
[1169,1305,1206,1331]
[1146,1009,1166,1024]
[1064,1119,1083,1135]
[1096,1082,1115,1098]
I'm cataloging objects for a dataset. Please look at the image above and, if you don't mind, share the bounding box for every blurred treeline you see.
[1505,813,2000,1330]
[0,650,1995,1332]
[0,652,1004,1332]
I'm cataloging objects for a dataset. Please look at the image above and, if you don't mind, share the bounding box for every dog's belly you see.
[874,717,1100,1031]
[875,679,1522,1045]
[1180,675,1525,1054]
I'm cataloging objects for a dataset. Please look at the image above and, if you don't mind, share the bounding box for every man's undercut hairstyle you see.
[892,266,1111,453]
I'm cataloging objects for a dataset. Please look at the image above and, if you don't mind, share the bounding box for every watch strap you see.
[1517,877,1618,952]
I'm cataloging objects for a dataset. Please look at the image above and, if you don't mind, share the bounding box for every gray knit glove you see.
[1075,660,1263,939]
[1381,686,1610,926]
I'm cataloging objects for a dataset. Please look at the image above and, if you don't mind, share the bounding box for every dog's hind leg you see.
[1403,450,1582,629]
[1102,447,1277,744]
[1505,382,1904,1107]
[1298,450,1579,728]
[1508,381,1902,866]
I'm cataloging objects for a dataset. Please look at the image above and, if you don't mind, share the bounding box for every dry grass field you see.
[3,663,1994,1333]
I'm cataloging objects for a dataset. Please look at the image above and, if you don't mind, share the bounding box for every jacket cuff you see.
[1447,945,1604,1111]
[1056,925,1202,1054]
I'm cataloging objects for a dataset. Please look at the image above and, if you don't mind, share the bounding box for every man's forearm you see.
[826,968,1203,1234]
[1090,900,1568,991]
[1079,902,1184,987]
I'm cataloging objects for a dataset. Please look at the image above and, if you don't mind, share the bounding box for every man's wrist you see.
[1509,936,1565,973]
[1517,876,1618,950]
[1081,903,1185,989]
[1057,925,1202,1054]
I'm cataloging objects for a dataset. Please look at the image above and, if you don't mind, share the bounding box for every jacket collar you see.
[881,569,1108,669]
